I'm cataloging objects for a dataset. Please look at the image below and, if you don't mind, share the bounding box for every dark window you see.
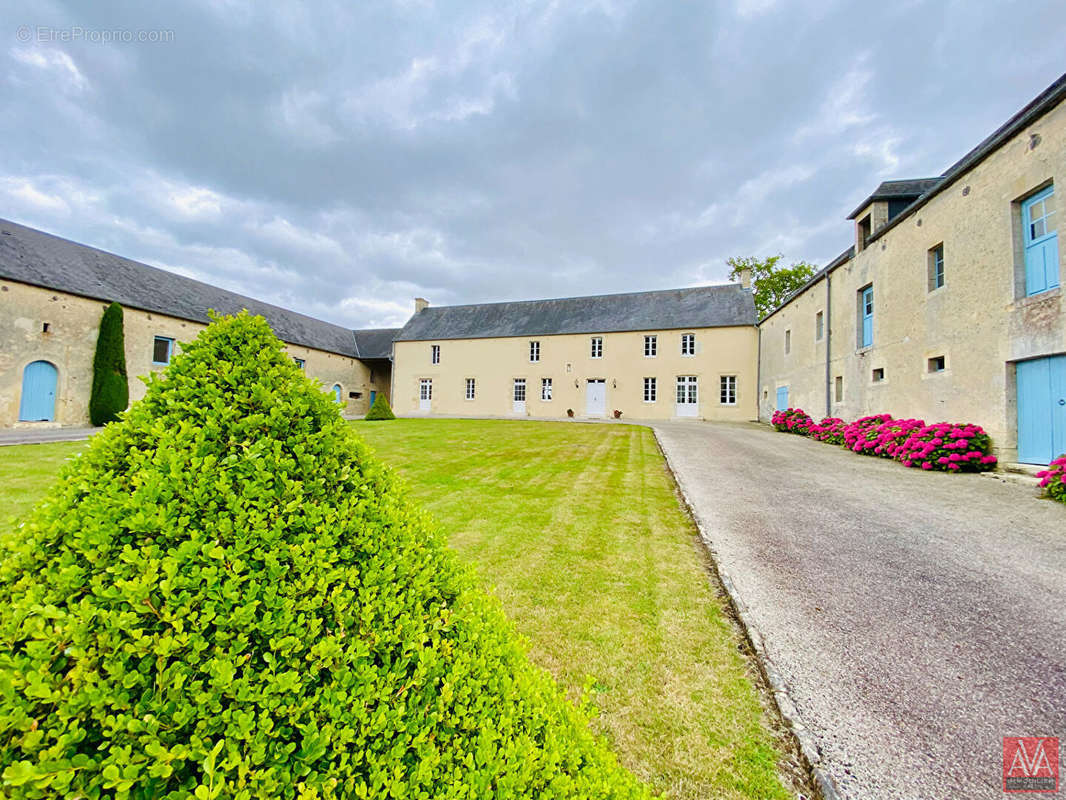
[928,355,946,373]
[872,367,885,382]
[153,336,174,365]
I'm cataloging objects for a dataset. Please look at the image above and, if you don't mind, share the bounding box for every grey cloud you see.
[2,0,1064,327]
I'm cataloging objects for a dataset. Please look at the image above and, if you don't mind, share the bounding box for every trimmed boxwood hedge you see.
[88,301,129,426]
[364,393,396,421]
[0,312,649,800]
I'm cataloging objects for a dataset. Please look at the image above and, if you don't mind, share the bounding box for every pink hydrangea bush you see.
[1035,455,1066,504]
[895,422,998,472]
[771,408,813,434]
[808,417,847,444]
[841,414,893,453]
[868,417,928,459]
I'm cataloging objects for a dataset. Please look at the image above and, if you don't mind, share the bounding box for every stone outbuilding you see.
[757,73,1066,464]
[0,218,396,427]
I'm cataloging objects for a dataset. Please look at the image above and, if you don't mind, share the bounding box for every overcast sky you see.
[3,1,1064,328]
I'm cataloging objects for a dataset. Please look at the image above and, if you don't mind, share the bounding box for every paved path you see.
[652,421,1066,800]
[0,427,98,446]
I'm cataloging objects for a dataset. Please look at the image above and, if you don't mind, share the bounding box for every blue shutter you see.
[18,361,58,422]
[1023,187,1059,296]
[1017,355,1066,464]
[861,286,873,348]
[775,386,789,411]
[1053,356,1066,461]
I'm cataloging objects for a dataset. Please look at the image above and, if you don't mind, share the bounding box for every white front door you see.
[675,376,698,417]
[419,378,432,411]
[513,378,527,415]
[586,379,606,417]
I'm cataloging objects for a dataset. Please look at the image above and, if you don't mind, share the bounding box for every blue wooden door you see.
[1017,355,1066,464]
[369,390,376,406]
[18,361,58,421]
[332,384,342,403]
[775,386,789,411]
[1023,187,1059,295]
[860,286,874,347]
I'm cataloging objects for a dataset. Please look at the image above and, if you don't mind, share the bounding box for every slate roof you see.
[353,328,399,359]
[846,178,943,219]
[0,217,370,358]
[395,284,755,342]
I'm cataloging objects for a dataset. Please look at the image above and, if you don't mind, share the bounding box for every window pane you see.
[153,337,170,363]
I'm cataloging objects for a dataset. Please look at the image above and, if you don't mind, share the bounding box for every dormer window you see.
[857,214,872,251]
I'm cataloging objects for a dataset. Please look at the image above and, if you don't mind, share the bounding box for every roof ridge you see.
[416,282,742,313]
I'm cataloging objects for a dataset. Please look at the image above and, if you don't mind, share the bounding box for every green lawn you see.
[0,420,792,800]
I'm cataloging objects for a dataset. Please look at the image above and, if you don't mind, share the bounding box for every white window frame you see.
[431,345,440,365]
[643,377,657,402]
[513,378,527,402]
[681,333,695,356]
[644,335,657,357]
[541,377,552,401]
[719,375,737,405]
[465,378,476,400]
[420,378,433,400]
[590,336,603,358]
[530,340,540,363]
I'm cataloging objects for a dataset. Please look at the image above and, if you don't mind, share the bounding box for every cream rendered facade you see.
[392,326,756,421]
[758,87,1066,463]
[1,279,377,425]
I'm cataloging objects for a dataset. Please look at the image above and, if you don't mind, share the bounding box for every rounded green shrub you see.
[364,393,396,421]
[88,301,129,426]
[0,312,648,800]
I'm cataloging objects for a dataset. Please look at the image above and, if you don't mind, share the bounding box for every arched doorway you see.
[19,361,58,422]
[332,384,342,403]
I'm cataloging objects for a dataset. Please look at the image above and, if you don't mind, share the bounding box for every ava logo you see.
[1003,737,1059,793]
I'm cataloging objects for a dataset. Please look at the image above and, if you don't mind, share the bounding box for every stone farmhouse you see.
[759,72,1065,464]
[1,72,1064,464]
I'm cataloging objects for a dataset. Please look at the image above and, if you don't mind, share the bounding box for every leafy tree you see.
[0,312,648,800]
[727,255,817,318]
[88,302,129,426]
[365,392,396,420]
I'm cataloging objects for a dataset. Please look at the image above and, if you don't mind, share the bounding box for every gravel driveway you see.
[652,421,1066,800]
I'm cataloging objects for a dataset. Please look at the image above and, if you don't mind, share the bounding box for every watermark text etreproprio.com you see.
[16,25,174,44]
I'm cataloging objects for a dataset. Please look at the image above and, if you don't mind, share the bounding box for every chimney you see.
[414,297,429,313]
[738,268,752,290]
